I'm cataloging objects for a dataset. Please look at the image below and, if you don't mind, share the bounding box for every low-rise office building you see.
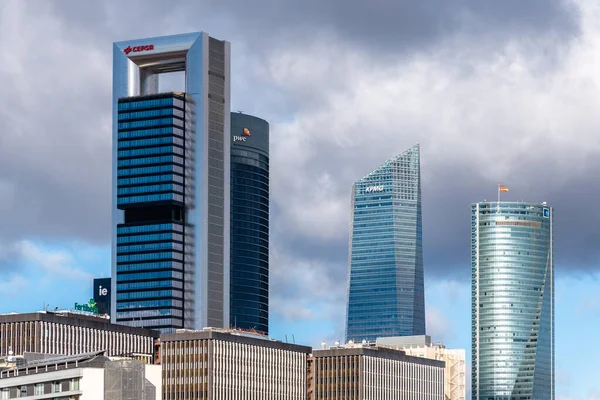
[161,328,311,400]
[377,336,466,400]
[311,342,445,400]
[0,311,159,361]
[0,350,161,400]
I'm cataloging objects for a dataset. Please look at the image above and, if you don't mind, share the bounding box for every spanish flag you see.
[498,184,509,193]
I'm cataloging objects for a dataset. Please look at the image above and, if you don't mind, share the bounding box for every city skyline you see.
[1,1,599,398]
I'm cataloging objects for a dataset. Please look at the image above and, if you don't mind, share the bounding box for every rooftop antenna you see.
[237,110,243,113]
[285,334,288,343]
[292,334,296,344]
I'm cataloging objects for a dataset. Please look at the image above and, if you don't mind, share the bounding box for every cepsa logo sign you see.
[124,44,154,55]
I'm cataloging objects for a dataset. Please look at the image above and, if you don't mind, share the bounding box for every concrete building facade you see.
[161,328,311,400]
[0,312,158,360]
[311,342,445,400]
[377,336,466,400]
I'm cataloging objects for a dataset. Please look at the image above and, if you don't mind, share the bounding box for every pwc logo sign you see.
[123,44,155,55]
[233,128,251,143]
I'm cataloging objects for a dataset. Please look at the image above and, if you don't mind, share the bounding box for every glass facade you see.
[229,113,269,334]
[345,144,425,342]
[471,202,554,400]
[115,94,186,332]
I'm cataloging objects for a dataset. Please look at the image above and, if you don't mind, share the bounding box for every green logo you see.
[75,298,99,314]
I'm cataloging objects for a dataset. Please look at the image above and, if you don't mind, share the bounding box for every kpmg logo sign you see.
[365,185,385,193]
[75,299,99,314]
[123,44,154,55]
[233,127,251,142]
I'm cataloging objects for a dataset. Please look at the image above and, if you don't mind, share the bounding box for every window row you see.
[118,183,184,196]
[117,280,183,291]
[117,242,184,253]
[118,155,184,167]
[118,117,183,130]
[118,145,184,158]
[117,193,184,205]
[118,174,184,186]
[119,107,184,121]
[118,126,184,140]
[117,251,184,263]
[118,136,184,149]
[117,270,184,282]
[117,223,184,235]
[116,298,183,310]
[117,164,184,177]
[116,289,183,301]
[118,97,184,111]
[117,232,183,244]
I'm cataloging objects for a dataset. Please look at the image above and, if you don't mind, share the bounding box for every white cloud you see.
[0,275,28,297]
[12,240,93,281]
[261,0,600,253]
[426,305,454,343]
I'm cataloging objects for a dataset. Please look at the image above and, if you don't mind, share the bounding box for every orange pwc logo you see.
[243,128,251,136]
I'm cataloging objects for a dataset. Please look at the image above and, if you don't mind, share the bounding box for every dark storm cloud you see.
[46,0,579,55]
[0,0,595,290]
[202,0,579,53]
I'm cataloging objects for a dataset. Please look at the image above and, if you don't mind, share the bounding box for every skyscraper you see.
[111,32,231,333]
[229,112,269,334]
[471,201,554,399]
[345,144,425,342]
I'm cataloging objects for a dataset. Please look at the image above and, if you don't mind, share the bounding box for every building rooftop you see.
[313,342,445,368]
[161,327,312,353]
[0,311,160,338]
[0,350,109,379]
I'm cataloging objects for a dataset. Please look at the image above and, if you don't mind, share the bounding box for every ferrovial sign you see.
[365,185,385,193]
[75,299,99,314]
[123,44,154,55]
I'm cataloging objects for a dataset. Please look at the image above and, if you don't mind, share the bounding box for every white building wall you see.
[401,346,466,400]
[144,365,162,400]
[362,355,444,400]
[80,368,105,400]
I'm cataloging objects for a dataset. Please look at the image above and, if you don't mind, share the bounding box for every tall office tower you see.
[229,113,269,334]
[111,33,231,333]
[345,144,425,342]
[472,202,554,399]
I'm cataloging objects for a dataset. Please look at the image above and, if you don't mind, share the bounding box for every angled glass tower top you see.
[345,144,425,342]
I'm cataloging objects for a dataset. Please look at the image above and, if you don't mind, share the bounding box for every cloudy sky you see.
[1,0,600,397]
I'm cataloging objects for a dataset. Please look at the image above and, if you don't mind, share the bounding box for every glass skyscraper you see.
[472,202,554,399]
[345,144,425,342]
[112,32,231,333]
[229,113,269,334]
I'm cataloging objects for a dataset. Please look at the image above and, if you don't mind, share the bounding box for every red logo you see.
[123,44,154,55]
[243,128,250,136]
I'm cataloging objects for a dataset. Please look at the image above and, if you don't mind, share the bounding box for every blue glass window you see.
[117,155,183,167]
[117,183,184,195]
[116,252,183,263]
[118,117,183,130]
[117,165,184,177]
[117,193,184,205]
[118,136,184,149]
[118,127,183,140]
